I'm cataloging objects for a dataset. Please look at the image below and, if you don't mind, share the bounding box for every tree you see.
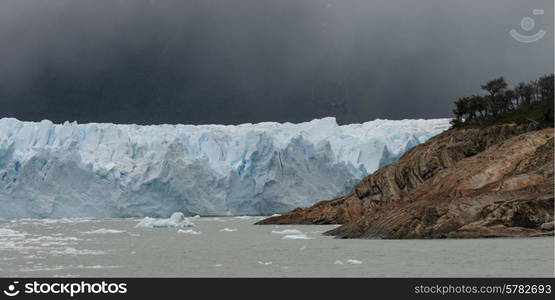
[514,82,534,106]
[453,96,477,121]
[481,77,507,96]
[537,74,554,122]
[537,74,554,102]
[481,77,507,116]
[452,97,467,121]
[469,95,487,117]
[451,74,554,127]
[502,89,516,111]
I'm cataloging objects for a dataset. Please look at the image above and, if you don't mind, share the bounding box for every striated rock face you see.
[257,124,554,239]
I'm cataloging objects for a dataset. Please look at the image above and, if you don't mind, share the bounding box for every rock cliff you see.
[257,124,554,239]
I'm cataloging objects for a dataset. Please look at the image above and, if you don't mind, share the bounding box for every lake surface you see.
[1,217,553,277]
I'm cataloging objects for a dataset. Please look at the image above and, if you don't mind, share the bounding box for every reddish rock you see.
[257,125,554,239]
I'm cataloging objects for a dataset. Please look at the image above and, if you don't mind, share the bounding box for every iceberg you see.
[135,212,194,228]
[0,117,450,218]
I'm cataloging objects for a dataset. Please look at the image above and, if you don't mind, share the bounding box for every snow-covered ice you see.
[0,117,450,218]
[135,212,194,228]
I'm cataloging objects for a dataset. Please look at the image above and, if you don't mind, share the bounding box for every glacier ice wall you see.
[0,117,450,219]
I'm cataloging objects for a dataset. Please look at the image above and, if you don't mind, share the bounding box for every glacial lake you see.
[0,217,553,277]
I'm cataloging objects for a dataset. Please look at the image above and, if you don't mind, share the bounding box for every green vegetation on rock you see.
[451,74,554,128]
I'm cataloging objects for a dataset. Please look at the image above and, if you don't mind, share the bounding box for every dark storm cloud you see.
[0,0,553,125]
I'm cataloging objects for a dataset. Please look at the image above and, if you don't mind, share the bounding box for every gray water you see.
[0,217,553,277]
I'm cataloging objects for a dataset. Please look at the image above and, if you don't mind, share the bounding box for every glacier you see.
[0,117,450,219]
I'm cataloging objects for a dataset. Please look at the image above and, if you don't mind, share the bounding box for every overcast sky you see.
[0,0,553,125]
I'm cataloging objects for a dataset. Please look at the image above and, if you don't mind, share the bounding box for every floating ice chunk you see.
[39,218,93,224]
[271,214,281,217]
[135,217,156,228]
[198,217,221,222]
[50,248,106,256]
[0,228,26,237]
[234,216,255,220]
[214,264,223,267]
[19,266,67,272]
[1,257,16,261]
[334,260,344,265]
[347,259,363,264]
[192,215,201,219]
[135,212,194,228]
[282,234,314,240]
[75,265,121,269]
[300,245,307,251]
[271,229,303,235]
[219,228,237,232]
[177,229,202,235]
[26,236,81,245]
[258,261,273,266]
[81,229,126,234]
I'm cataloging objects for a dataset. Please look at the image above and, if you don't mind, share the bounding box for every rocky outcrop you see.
[257,124,554,239]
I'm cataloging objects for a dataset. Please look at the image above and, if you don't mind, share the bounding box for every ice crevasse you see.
[0,117,450,219]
